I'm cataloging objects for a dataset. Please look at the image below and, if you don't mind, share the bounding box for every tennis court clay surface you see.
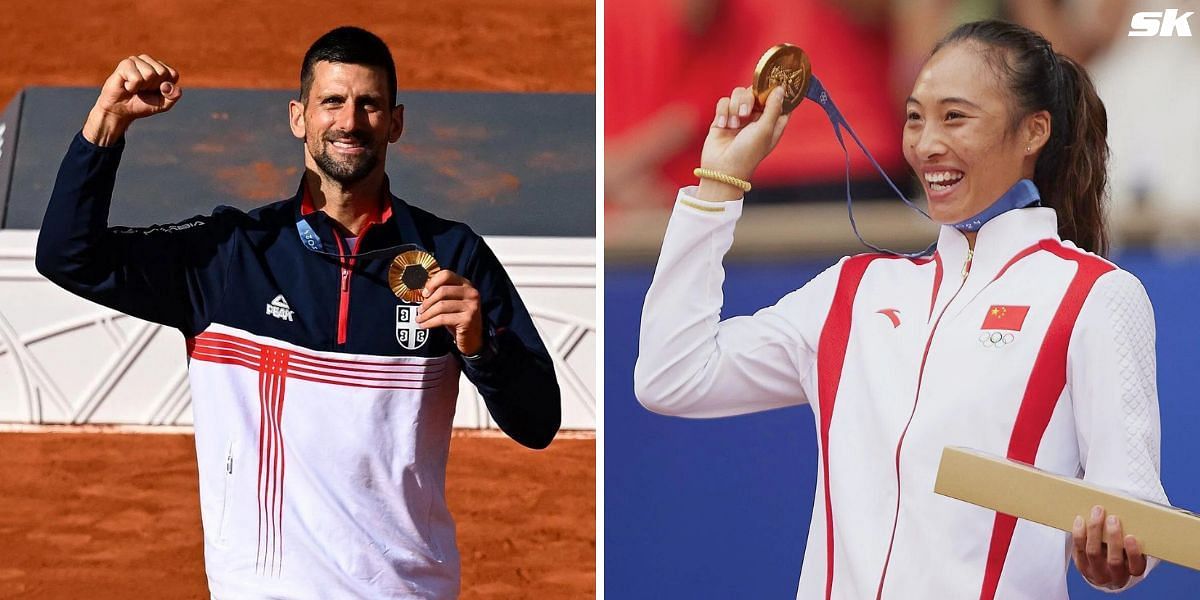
[0,431,595,598]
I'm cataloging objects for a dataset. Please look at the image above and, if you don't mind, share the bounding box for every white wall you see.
[0,230,595,430]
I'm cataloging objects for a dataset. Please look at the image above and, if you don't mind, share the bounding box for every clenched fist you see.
[83,55,182,146]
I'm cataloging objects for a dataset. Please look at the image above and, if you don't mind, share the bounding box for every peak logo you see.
[1129,9,1193,36]
[266,294,294,322]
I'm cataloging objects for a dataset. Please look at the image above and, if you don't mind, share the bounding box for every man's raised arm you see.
[36,55,233,336]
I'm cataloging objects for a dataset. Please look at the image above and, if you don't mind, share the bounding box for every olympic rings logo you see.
[979,330,1015,348]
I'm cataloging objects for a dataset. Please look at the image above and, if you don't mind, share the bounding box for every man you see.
[36,26,560,599]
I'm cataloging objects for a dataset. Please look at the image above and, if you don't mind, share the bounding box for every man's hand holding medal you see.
[417,269,485,357]
[389,250,484,356]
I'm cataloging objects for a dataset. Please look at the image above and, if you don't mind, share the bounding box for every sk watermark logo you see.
[1129,9,1194,36]
[395,305,429,350]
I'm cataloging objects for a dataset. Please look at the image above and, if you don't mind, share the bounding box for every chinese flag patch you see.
[981,305,1029,331]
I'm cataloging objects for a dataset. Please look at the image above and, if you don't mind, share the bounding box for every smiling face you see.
[903,42,1049,225]
[289,61,403,186]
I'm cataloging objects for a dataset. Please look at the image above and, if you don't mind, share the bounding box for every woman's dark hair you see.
[934,20,1110,256]
[300,26,397,107]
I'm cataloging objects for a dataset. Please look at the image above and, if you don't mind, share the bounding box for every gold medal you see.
[388,250,441,303]
[753,44,811,115]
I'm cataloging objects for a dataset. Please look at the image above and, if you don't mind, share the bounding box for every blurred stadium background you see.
[0,1,594,598]
[605,0,1200,597]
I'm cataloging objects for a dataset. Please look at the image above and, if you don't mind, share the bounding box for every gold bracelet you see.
[693,168,751,192]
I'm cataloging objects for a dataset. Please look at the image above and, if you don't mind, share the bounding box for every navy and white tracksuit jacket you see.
[636,187,1168,599]
[36,132,561,599]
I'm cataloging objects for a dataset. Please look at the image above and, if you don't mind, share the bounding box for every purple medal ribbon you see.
[803,75,1041,256]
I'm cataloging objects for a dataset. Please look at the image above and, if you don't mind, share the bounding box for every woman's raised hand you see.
[696,85,791,200]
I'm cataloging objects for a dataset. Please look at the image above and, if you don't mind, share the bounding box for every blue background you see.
[605,249,1200,598]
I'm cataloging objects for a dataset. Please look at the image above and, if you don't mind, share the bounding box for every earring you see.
[1025,145,1032,153]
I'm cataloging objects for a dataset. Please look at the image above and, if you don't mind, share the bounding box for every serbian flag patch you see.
[981,305,1029,331]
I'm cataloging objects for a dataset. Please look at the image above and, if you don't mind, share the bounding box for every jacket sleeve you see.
[1067,268,1168,592]
[459,235,561,449]
[34,132,236,336]
[634,187,843,418]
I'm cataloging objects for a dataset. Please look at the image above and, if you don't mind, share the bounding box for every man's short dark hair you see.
[300,26,398,106]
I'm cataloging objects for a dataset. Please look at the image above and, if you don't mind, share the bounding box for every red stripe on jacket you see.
[977,241,1114,599]
[816,254,932,599]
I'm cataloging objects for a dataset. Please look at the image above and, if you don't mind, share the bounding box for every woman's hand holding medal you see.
[696,85,791,202]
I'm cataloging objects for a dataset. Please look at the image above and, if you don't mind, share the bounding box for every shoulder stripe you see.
[977,241,1115,599]
[990,241,1046,283]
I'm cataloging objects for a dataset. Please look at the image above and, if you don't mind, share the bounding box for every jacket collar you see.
[936,206,1059,283]
[290,178,425,250]
[929,206,1059,322]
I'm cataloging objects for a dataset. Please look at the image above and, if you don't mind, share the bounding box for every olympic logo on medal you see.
[752,44,812,115]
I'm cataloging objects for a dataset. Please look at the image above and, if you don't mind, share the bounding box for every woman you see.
[634,20,1168,599]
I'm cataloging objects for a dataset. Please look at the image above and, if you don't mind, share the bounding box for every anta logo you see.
[395,305,429,350]
[266,294,294,322]
[876,308,901,328]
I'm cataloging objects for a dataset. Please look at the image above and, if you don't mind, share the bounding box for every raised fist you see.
[83,55,181,145]
[96,55,182,121]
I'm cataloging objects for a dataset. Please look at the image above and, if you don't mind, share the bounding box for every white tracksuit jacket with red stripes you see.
[634,188,1168,599]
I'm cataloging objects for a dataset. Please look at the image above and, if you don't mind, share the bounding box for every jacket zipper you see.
[875,247,973,599]
[333,228,371,346]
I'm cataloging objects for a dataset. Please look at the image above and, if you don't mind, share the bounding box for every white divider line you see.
[451,428,596,440]
[0,423,195,435]
[0,423,597,439]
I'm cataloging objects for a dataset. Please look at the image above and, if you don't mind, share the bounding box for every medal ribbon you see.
[803,75,935,258]
[803,75,1040,256]
[295,218,420,260]
[948,179,1041,231]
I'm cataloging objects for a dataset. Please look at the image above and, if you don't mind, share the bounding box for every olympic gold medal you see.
[389,250,441,303]
[753,44,812,115]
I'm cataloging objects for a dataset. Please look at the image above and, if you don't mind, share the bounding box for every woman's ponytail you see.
[1036,54,1109,257]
